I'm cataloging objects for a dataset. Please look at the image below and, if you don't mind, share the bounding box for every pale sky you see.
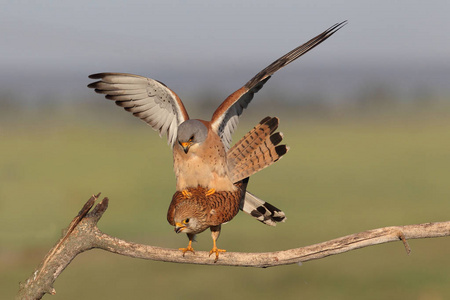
[1,1,449,101]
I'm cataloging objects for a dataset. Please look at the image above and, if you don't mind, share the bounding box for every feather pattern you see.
[167,179,249,230]
[227,116,289,183]
[88,22,347,238]
[227,116,288,226]
[240,191,286,226]
[210,21,347,149]
[88,72,189,147]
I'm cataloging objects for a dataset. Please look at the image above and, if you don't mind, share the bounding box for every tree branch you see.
[17,195,450,299]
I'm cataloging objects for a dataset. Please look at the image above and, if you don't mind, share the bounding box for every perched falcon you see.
[167,116,286,260]
[88,21,346,261]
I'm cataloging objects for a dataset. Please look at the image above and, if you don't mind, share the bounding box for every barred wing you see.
[88,73,189,147]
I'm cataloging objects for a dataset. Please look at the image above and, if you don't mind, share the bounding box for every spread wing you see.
[210,21,347,149]
[88,73,189,147]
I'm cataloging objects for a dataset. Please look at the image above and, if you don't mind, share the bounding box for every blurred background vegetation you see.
[2,1,450,299]
[1,86,449,299]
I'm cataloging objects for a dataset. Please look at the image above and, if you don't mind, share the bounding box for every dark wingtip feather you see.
[259,116,272,125]
[105,94,117,100]
[245,21,347,90]
[88,73,106,79]
[269,132,283,146]
[260,116,279,134]
[250,200,286,225]
[87,82,98,89]
[267,117,279,131]
[274,144,289,157]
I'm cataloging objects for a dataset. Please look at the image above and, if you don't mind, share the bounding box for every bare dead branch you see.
[17,195,450,299]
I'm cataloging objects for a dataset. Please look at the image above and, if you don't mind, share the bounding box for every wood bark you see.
[17,194,450,299]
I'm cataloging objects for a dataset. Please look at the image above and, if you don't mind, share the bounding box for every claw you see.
[182,190,192,198]
[209,236,225,262]
[179,240,195,256]
[205,188,216,196]
[209,246,226,262]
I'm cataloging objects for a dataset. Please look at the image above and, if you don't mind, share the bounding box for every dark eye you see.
[184,218,190,224]
[189,135,194,141]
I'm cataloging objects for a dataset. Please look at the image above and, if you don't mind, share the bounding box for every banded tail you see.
[228,116,288,225]
[227,116,289,183]
[240,191,286,226]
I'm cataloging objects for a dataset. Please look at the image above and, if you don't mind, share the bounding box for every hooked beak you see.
[175,222,185,234]
[179,141,192,154]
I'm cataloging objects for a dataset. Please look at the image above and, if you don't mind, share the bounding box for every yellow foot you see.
[205,188,216,196]
[182,190,192,198]
[179,245,195,257]
[209,247,226,262]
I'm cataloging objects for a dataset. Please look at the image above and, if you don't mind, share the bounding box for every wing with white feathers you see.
[210,21,347,150]
[88,73,189,147]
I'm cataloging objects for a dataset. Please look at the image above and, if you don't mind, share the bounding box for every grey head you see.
[177,119,208,154]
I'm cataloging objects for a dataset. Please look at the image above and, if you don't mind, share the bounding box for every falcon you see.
[88,21,346,261]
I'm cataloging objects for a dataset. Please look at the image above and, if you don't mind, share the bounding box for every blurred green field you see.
[1,104,449,299]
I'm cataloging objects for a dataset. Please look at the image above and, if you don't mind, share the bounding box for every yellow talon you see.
[209,246,226,262]
[209,238,225,262]
[205,188,216,196]
[182,190,192,198]
[179,241,195,256]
